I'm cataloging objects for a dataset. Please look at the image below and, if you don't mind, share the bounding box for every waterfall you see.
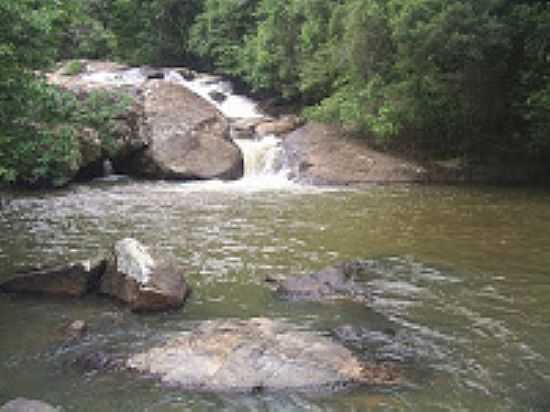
[84,67,296,188]
[166,69,293,187]
[234,135,289,180]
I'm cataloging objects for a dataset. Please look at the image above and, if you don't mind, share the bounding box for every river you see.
[1,181,549,411]
[0,69,550,411]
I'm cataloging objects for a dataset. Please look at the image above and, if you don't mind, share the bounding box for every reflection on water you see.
[1,181,550,411]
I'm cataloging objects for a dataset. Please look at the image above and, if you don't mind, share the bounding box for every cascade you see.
[84,67,295,187]
[166,70,293,185]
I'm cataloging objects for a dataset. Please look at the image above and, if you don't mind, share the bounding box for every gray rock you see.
[140,67,164,80]
[208,90,227,103]
[276,261,372,302]
[100,238,189,312]
[0,399,61,412]
[64,320,88,339]
[0,258,107,297]
[255,115,304,137]
[128,80,243,180]
[230,118,267,140]
[283,122,427,186]
[127,318,400,392]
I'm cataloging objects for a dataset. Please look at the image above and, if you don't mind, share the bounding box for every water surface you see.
[1,181,549,411]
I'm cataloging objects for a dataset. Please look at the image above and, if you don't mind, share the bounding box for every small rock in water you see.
[276,261,371,302]
[175,68,196,81]
[100,238,190,312]
[71,351,122,373]
[208,90,227,103]
[0,399,62,412]
[140,67,164,80]
[0,258,107,298]
[64,320,88,339]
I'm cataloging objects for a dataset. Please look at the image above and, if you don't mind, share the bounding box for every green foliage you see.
[76,90,133,157]
[2,0,550,185]
[63,60,85,76]
[189,0,259,72]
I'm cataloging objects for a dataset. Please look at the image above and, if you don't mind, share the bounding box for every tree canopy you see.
[1,0,549,185]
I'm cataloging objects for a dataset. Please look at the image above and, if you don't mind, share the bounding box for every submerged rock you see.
[276,261,371,302]
[0,258,106,297]
[63,320,88,340]
[100,238,189,312]
[127,318,400,392]
[128,80,243,180]
[0,399,62,412]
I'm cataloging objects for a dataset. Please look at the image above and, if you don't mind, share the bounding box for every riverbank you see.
[2,60,546,191]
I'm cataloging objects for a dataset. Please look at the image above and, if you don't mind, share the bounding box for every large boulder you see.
[0,399,61,412]
[275,261,371,302]
[99,238,189,312]
[127,80,243,180]
[284,122,427,185]
[127,318,400,392]
[0,258,106,297]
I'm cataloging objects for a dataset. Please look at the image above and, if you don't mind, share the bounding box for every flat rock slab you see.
[284,122,427,185]
[127,318,399,392]
[276,261,371,302]
[0,258,106,297]
[0,399,62,412]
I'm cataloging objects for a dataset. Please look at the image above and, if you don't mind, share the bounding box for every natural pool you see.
[1,180,549,411]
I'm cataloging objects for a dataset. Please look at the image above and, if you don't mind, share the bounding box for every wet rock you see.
[284,122,427,185]
[127,318,400,392]
[64,320,88,339]
[208,90,227,103]
[0,399,62,412]
[255,115,304,137]
[140,67,164,80]
[128,80,243,180]
[71,351,123,373]
[230,118,266,140]
[175,68,196,81]
[276,261,371,302]
[0,258,107,297]
[100,238,190,312]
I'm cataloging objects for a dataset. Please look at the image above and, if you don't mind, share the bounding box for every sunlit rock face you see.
[100,238,190,312]
[128,318,400,392]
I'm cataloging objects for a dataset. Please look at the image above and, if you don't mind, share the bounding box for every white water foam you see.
[81,68,147,87]
[165,70,263,120]
[84,67,300,191]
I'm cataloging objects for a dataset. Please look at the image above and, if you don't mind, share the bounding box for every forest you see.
[1,0,549,185]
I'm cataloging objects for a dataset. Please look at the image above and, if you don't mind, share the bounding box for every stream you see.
[1,70,550,412]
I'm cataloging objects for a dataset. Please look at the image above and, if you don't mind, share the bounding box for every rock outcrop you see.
[284,122,427,185]
[127,80,243,180]
[275,261,372,302]
[0,399,62,412]
[100,238,189,312]
[0,258,106,297]
[127,318,400,392]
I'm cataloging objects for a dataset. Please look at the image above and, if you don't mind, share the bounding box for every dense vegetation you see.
[1,0,549,185]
